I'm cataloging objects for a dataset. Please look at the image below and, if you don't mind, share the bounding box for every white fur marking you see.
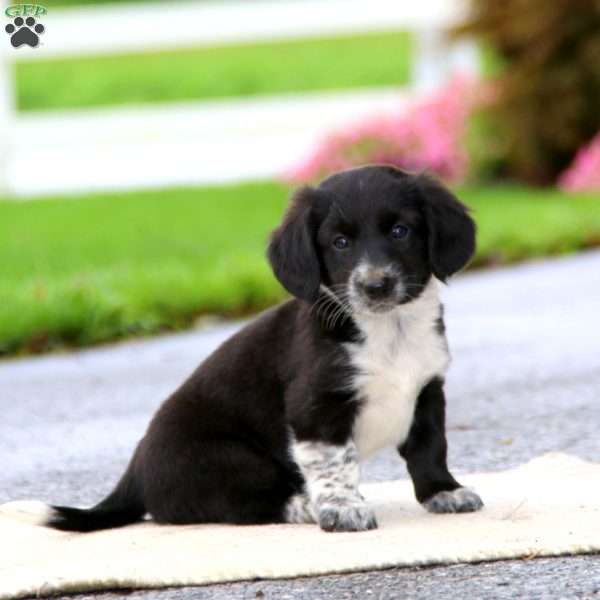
[0,500,55,526]
[284,493,316,524]
[289,438,377,531]
[349,278,450,459]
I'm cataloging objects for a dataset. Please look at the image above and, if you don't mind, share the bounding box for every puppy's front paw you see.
[424,487,483,514]
[318,500,378,532]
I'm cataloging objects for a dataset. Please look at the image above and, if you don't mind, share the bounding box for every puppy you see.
[45,165,483,533]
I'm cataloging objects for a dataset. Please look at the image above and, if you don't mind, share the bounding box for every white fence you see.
[0,0,477,196]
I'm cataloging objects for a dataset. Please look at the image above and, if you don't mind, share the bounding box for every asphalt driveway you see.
[1,250,599,599]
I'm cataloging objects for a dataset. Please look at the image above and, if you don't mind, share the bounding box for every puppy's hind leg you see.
[140,436,302,526]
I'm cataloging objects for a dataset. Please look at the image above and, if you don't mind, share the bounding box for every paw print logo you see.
[5,16,45,48]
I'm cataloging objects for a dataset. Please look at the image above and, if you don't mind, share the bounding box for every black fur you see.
[398,377,459,503]
[50,461,144,531]
[47,166,476,532]
[416,173,476,282]
[267,186,323,303]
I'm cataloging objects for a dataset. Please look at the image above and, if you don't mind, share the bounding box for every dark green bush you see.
[455,0,600,184]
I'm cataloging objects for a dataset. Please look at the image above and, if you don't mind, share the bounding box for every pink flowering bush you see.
[285,77,483,185]
[558,132,600,192]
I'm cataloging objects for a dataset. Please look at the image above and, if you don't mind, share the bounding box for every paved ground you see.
[1,250,600,598]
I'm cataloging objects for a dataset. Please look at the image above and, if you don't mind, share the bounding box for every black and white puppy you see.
[45,165,482,533]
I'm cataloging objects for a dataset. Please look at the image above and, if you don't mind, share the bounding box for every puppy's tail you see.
[49,463,145,532]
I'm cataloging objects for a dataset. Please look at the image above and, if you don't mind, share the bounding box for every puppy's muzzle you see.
[352,264,403,311]
[357,276,396,301]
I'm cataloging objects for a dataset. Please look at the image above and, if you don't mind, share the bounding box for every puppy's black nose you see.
[361,277,394,300]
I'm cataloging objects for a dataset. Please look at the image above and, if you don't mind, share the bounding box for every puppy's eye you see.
[391,224,410,240]
[333,236,350,250]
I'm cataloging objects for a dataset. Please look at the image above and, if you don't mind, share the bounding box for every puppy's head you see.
[268,166,475,315]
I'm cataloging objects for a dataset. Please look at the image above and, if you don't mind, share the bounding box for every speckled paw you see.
[318,501,378,532]
[424,487,484,514]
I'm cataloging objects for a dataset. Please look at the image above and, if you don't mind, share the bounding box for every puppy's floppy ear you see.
[267,186,321,303]
[417,174,476,282]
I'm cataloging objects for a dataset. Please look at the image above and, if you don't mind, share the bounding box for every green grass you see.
[1,182,599,356]
[465,186,600,265]
[16,32,413,112]
[0,182,289,355]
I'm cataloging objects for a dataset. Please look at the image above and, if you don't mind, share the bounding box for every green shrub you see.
[454,0,600,184]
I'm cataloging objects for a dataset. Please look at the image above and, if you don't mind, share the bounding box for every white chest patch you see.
[348,279,450,459]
